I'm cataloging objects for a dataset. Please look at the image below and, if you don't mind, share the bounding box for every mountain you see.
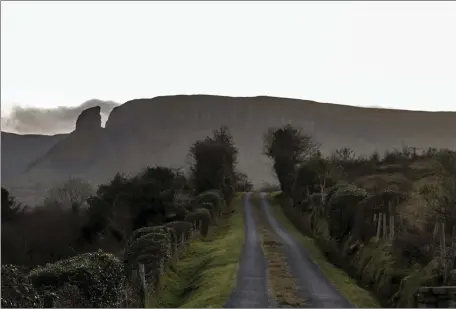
[2,95,456,206]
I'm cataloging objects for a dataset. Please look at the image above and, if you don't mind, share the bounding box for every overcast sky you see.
[2,1,456,119]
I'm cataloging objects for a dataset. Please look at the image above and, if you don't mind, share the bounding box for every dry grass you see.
[251,193,307,307]
[268,194,382,308]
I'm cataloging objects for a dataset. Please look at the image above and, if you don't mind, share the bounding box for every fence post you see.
[137,263,146,308]
[441,222,447,283]
[450,226,456,269]
[389,215,395,241]
[383,213,388,239]
[376,213,382,238]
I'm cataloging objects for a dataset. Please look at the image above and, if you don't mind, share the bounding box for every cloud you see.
[1,99,119,135]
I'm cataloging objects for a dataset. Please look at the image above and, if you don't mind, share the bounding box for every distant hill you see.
[2,95,456,206]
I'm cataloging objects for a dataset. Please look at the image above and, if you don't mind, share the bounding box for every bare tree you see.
[44,177,93,212]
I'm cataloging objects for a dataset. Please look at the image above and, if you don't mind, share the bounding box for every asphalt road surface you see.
[260,192,353,308]
[224,192,276,308]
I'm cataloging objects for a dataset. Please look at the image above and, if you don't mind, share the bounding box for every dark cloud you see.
[1,99,119,134]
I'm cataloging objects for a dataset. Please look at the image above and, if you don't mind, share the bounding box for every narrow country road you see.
[260,192,354,308]
[224,193,276,308]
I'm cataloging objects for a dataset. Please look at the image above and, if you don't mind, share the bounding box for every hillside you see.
[2,95,456,206]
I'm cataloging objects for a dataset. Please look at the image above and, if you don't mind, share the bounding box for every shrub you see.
[200,202,216,220]
[128,225,175,250]
[354,189,408,243]
[52,283,89,308]
[327,184,367,242]
[28,251,124,308]
[1,265,42,308]
[196,190,223,216]
[185,208,211,237]
[163,221,193,244]
[125,232,171,273]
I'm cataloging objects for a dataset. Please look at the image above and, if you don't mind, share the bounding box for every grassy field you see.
[265,194,382,308]
[149,193,245,308]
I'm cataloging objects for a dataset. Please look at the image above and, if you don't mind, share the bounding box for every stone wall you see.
[416,286,456,308]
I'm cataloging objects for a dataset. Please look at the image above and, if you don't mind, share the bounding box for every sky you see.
[1,1,456,133]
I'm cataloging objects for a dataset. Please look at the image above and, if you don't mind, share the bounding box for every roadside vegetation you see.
[1,126,251,308]
[263,124,456,307]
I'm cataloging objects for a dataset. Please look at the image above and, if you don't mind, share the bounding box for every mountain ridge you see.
[2,94,455,206]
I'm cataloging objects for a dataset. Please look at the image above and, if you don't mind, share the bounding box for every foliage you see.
[234,170,254,191]
[28,251,125,308]
[83,166,183,244]
[327,184,368,242]
[185,208,212,237]
[1,264,42,308]
[196,190,223,217]
[163,221,193,243]
[1,187,27,223]
[263,124,320,196]
[44,177,93,212]
[188,126,238,203]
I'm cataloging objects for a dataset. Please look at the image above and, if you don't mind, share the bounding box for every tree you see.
[83,166,184,243]
[234,170,254,192]
[1,187,26,223]
[44,177,93,213]
[189,126,238,202]
[331,147,355,162]
[263,124,319,197]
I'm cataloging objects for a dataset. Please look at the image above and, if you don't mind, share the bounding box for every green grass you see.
[266,194,382,308]
[149,193,245,308]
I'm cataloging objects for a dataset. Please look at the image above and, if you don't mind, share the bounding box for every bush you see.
[354,189,408,243]
[125,231,172,273]
[327,184,367,242]
[52,283,89,308]
[196,190,223,216]
[1,265,42,308]
[28,251,124,308]
[185,208,211,237]
[163,221,193,244]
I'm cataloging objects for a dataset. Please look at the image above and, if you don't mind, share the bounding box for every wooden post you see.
[137,263,146,308]
[441,222,447,283]
[376,213,382,238]
[373,213,377,224]
[388,202,394,241]
[383,213,388,239]
[450,226,456,269]
[390,215,395,240]
[432,223,439,252]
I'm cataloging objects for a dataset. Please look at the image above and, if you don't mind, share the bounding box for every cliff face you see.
[24,106,105,173]
[75,106,102,131]
[2,95,456,206]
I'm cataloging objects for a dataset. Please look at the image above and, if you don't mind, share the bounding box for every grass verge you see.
[267,194,382,308]
[148,193,245,308]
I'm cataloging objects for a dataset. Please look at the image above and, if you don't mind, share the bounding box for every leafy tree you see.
[189,126,238,202]
[263,124,319,196]
[82,167,183,243]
